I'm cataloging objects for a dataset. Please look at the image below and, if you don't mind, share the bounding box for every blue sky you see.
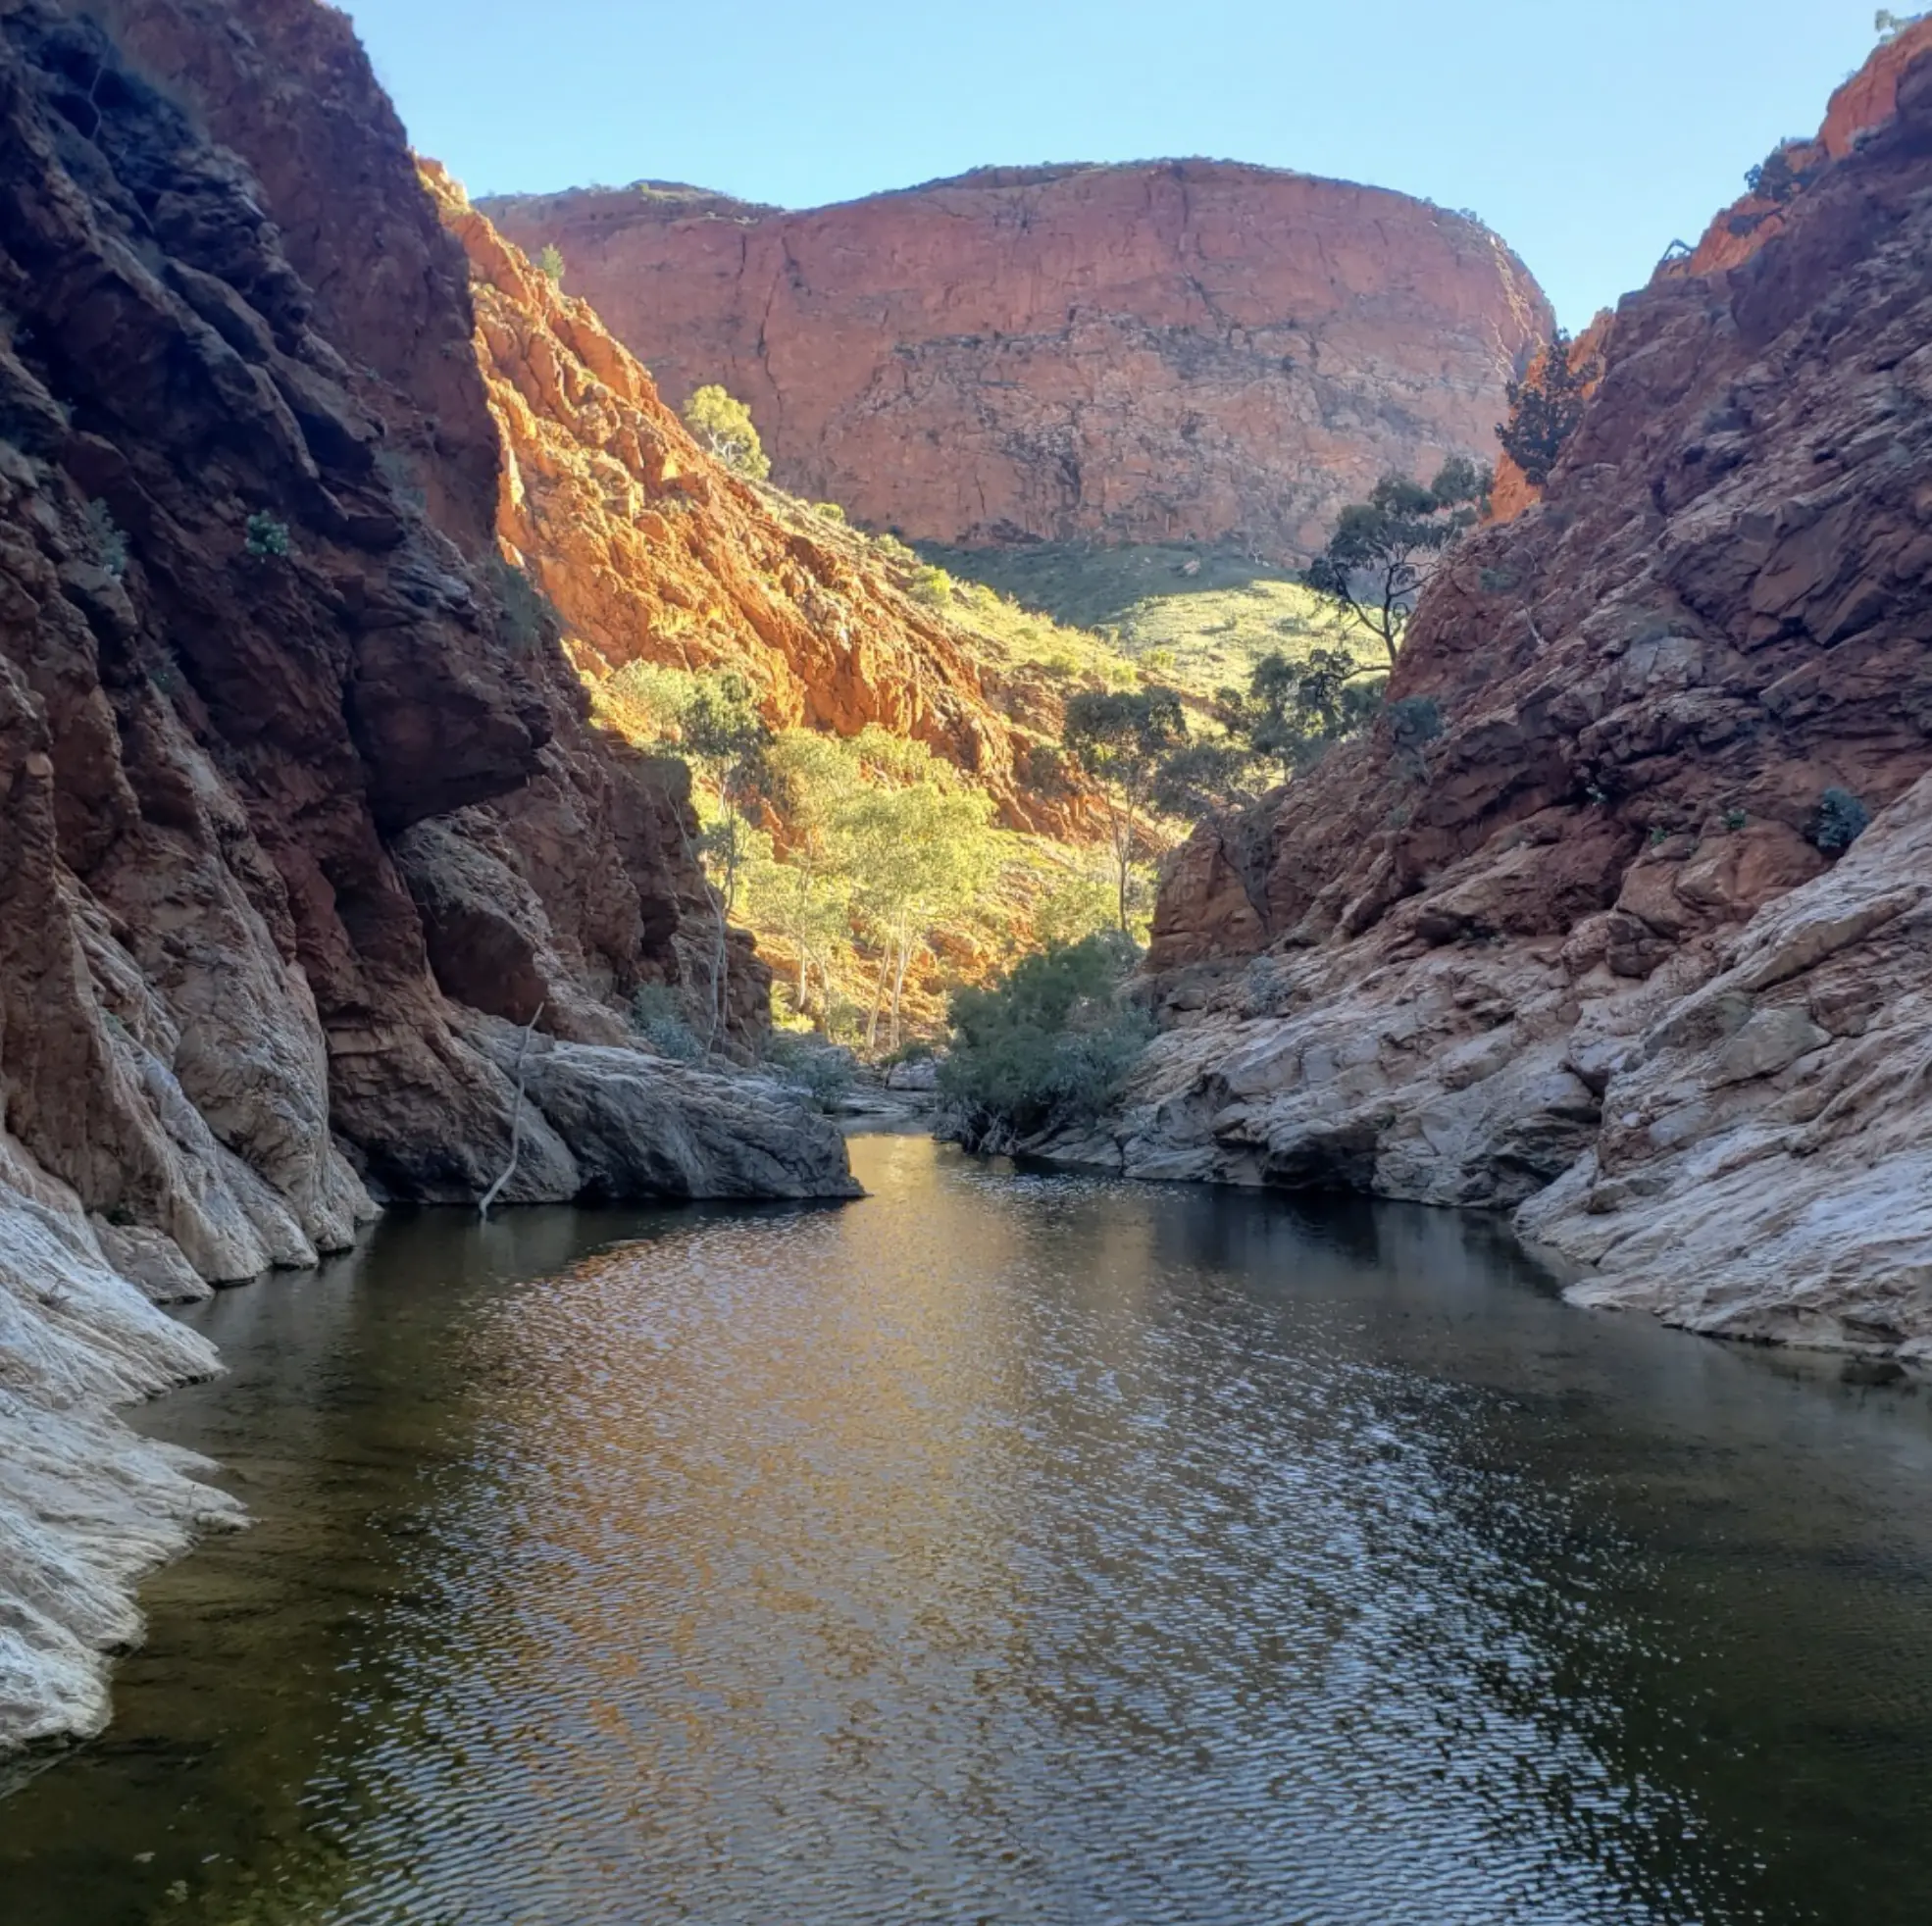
[342,0,1886,328]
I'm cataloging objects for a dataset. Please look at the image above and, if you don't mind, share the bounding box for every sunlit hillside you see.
[432,168,1386,1048]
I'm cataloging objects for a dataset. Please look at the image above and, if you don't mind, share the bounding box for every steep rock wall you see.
[483,162,1551,560]
[0,0,850,1758]
[1063,40,1932,1356]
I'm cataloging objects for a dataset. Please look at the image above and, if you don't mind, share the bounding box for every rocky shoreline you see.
[1039,766,1932,1357]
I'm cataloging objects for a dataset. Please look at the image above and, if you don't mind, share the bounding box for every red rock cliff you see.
[1098,37,1932,1355]
[483,163,1551,560]
[0,0,852,1248]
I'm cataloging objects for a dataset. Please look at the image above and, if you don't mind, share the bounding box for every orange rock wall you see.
[429,166,1089,836]
[484,163,1552,561]
[1153,38,1932,979]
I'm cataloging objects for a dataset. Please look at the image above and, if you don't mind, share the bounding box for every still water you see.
[5,1136,1932,1924]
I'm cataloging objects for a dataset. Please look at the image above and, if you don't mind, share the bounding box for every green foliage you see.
[683,383,771,481]
[1876,9,1927,43]
[1228,645,1385,784]
[84,497,127,579]
[1810,786,1870,854]
[1031,868,1120,947]
[631,984,703,1061]
[678,673,773,1048]
[762,1030,856,1112]
[1385,694,1444,752]
[1723,807,1749,833]
[1302,468,1486,662]
[909,564,954,608]
[812,500,847,522]
[243,512,291,561]
[1150,738,1264,818]
[1746,140,1823,204]
[600,660,703,741]
[916,538,1359,698]
[537,243,566,285]
[1498,330,1597,486]
[838,759,1001,1051]
[1064,686,1188,933]
[940,934,1151,1152]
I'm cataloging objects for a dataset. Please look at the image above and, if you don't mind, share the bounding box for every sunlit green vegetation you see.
[913,538,1373,696]
[939,933,1150,1152]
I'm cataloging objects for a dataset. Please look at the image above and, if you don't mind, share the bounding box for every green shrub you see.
[939,933,1150,1153]
[1810,786,1870,854]
[763,1030,855,1111]
[1386,694,1444,751]
[909,565,954,608]
[537,243,566,285]
[683,384,771,481]
[244,512,291,561]
[631,984,703,1062]
[812,501,847,522]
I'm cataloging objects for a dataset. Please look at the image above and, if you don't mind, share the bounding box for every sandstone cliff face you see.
[0,0,851,1756]
[483,162,1551,560]
[1066,40,1932,1357]
[427,164,1083,837]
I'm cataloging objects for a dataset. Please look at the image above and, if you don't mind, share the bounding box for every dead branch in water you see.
[480,999,546,1219]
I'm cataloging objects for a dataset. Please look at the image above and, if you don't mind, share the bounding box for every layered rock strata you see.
[1055,39,1932,1356]
[0,0,849,1756]
[483,162,1551,559]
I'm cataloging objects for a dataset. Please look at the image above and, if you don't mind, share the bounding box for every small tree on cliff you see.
[1877,10,1929,43]
[683,384,772,482]
[1302,462,1488,662]
[537,243,566,286]
[1063,687,1188,935]
[1497,330,1596,486]
[681,675,772,1051]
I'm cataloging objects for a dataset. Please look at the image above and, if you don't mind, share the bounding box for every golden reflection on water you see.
[5,1140,1932,1925]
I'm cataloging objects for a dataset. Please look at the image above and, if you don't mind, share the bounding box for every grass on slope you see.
[914,539,1371,698]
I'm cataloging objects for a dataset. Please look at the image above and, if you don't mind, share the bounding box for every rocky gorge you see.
[6,0,1932,1797]
[1050,25,1932,1358]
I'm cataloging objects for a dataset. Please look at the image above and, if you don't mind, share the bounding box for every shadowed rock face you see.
[1056,41,1932,1356]
[483,161,1551,560]
[0,0,851,1755]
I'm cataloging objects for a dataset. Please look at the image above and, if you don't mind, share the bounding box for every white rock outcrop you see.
[0,1135,242,1756]
[1049,772,1932,1359]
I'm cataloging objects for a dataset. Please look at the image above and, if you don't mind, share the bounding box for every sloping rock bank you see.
[0,0,850,1757]
[483,162,1551,560]
[1052,39,1932,1359]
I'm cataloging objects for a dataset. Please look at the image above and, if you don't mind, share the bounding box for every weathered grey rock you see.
[1055,774,1932,1363]
[1519,773,1932,1356]
[0,1136,243,1756]
[465,1018,861,1202]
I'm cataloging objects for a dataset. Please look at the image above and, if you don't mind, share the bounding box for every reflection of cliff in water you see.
[0,1204,687,1924]
[7,1145,1932,1924]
